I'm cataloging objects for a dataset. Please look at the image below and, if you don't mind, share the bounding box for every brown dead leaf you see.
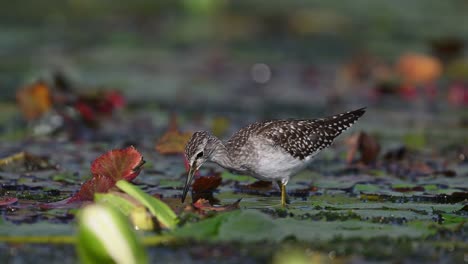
[346,132,380,165]
[16,81,53,120]
[155,114,192,154]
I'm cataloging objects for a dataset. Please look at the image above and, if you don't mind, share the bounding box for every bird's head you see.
[182,131,212,202]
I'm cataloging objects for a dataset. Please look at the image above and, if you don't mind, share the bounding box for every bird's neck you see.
[207,136,240,171]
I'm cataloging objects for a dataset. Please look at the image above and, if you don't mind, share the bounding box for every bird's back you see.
[226,108,366,161]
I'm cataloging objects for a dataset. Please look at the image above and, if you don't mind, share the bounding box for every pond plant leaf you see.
[77,204,147,264]
[65,147,144,204]
[155,114,192,155]
[0,197,18,207]
[68,175,116,203]
[91,146,145,181]
[95,192,156,231]
[175,210,431,242]
[16,80,53,120]
[192,174,222,193]
[116,180,178,229]
[192,198,241,212]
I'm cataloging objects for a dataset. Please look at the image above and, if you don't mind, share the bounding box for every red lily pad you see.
[192,174,222,193]
[68,175,116,203]
[0,197,18,207]
[48,147,145,205]
[91,146,145,181]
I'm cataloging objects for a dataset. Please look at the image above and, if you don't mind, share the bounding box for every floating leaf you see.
[68,175,116,203]
[0,197,18,207]
[192,198,241,212]
[175,210,430,243]
[77,204,147,264]
[155,114,192,155]
[48,147,145,205]
[192,174,222,193]
[91,146,144,181]
[16,81,52,120]
[116,180,177,229]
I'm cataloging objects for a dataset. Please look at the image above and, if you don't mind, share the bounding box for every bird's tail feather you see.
[320,107,366,136]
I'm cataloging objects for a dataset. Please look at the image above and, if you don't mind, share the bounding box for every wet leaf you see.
[192,198,241,212]
[68,175,116,203]
[175,210,431,242]
[77,204,147,264]
[45,147,145,205]
[91,146,144,181]
[155,114,192,155]
[192,174,222,193]
[16,81,53,120]
[0,197,18,207]
[116,180,178,229]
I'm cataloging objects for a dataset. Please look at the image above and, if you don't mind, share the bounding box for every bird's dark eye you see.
[196,152,204,158]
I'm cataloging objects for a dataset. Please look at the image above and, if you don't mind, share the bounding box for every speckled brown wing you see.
[225,120,276,154]
[259,108,366,160]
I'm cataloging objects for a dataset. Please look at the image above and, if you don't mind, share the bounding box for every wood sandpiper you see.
[182,107,366,207]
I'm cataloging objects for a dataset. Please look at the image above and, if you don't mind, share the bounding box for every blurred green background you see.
[1,0,467,108]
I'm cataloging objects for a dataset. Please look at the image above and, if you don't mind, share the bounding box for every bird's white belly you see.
[247,139,316,183]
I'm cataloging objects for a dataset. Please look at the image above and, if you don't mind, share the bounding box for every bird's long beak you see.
[181,164,197,203]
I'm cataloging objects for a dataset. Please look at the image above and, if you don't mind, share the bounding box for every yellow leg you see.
[277,181,288,207]
[281,183,287,207]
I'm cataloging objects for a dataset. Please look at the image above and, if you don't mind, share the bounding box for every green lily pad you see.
[174,209,432,242]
